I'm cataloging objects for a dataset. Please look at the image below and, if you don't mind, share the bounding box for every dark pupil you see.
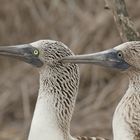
[118,52,122,57]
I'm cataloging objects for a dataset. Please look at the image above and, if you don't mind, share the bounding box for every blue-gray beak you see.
[62,49,130,70]
[0,44,43,67]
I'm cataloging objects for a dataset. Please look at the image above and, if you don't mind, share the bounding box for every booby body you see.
[63,41,140,140]
[0,40,107,140]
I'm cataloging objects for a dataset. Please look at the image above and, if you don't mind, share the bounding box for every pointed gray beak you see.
[61,49,130,70]
[0,44,43,67]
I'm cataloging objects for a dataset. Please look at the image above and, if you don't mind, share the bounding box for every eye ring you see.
[117,51,123,59]
[33,49,39,56]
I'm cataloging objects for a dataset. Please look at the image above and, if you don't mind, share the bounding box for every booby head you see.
[0,40,73,67]
[0,40,81,140]
[61,42,140,71]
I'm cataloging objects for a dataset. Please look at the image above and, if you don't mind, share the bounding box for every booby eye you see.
[117,51,123,59]
[33,49,39,56]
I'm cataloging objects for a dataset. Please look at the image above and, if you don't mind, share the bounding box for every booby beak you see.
[62,49,130,70]
[0,44,43,67]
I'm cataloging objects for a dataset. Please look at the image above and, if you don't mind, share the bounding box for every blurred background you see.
[0,0,140,140]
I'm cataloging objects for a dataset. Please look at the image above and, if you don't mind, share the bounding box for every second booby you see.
[63,41,140,140]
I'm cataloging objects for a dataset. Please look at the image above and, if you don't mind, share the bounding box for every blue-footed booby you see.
[63,41,140,140]
[0,40,107,140]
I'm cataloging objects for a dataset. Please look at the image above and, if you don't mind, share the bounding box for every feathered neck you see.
[28,64,79,140]
[113,69,140,140]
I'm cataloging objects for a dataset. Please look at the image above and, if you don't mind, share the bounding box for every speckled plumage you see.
[61,41,140,140]
[113,71,140,140]
[113,42,140,140]
[27,40,107,140]
[76,136,108,140]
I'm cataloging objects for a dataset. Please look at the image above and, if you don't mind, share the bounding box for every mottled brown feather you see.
[76,136,109,140]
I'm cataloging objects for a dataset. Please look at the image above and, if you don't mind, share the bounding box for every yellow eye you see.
[33,49,39,56]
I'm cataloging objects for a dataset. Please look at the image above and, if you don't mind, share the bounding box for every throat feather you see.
[39,64,79,135]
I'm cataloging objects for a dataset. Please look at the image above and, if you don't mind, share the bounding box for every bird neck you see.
[113,70,140,140]
[28,64,79,140]
[128,70,140,91]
